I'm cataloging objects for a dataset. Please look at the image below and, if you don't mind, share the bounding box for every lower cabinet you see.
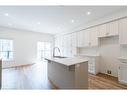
[118,63,127,85]
[84,56,99,75]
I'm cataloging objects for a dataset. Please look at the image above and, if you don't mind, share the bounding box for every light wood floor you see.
[2,62,127,89]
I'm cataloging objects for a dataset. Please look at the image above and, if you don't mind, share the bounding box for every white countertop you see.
[45,57,89,66]
[118,57,127,60]
[77,54,100,57]
[118,57,127,63]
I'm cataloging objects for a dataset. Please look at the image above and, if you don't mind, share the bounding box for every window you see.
[37,41,51,61]
[0,39,13,60]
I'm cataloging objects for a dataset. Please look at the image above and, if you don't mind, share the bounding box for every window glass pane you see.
[0,39,13,61]
[45,42,51,51]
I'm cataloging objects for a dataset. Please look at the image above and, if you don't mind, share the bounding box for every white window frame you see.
[37,41,52,61]
[0,39,14,61]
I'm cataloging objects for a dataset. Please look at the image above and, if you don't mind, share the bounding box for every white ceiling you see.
[0,6,126,35]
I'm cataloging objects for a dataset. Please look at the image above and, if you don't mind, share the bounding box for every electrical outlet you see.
[107,70,112,74]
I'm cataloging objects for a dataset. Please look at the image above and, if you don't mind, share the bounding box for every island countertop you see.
[45,57,89,66]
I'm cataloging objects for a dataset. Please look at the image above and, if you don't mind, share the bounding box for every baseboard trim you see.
[2,63,35,69]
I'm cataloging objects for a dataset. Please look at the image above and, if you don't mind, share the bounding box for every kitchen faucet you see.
[53,47,60,57]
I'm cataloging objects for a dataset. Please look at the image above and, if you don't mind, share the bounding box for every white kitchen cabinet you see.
[78,55,99,75]
[89,27,99,46]
[98,21,119,37]
[84,29,90,47]
[77,27,99,47]
[98,24,107,37]
[77,31,84,47]
[118,63,127,85]
[107,20,119,36]
[119,18,127,44]
[71,32,78,56]
[88,56,99,75]
[62,35,68,57]
[71,32,77,47]
[83,27,98,47]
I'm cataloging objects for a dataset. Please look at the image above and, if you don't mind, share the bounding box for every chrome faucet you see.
[53,47,60,57]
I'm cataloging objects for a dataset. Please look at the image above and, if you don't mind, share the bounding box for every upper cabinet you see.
[77,27,99,47]
[98,24,107,37]
[77,30,85,47]
[71,32,77,47]
[55,17,127,55]
[119,18,127,45]
[98,20,119,37]
[107,20,119,36]
[89,27,99,46]
[84,29,90,47]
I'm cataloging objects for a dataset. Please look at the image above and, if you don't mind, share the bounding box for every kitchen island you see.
[45,57,88,89]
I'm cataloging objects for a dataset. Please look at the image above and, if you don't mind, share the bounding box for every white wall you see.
[0,27,54,68]
[99,36,120,77]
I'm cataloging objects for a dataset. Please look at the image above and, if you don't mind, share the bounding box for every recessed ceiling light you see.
[37,22,41,25]
[4,13,9,16]
[86,11,91,15]
[71,19,74,23]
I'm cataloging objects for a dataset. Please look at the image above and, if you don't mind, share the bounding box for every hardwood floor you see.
[2,62,53,89]
[89,73,127,89]
[2,62,127,89]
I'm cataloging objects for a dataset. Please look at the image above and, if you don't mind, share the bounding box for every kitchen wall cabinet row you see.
[77,28,98,47]
[55,17,127,57]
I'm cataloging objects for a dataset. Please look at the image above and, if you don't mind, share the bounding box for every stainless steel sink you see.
[53,56,67,58]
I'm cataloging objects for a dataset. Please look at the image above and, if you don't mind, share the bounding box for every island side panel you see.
[75,61,88,89]
[48,60,75,89]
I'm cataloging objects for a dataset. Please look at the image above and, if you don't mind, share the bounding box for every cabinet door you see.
[63,35,71,57]
[98,24,107,37]
[62,35,67,56]
[90,27,99,46]
[71,32,78,56]
[71,32,77,47]
[118,64,127,84]
[107,20,119,36]
[119,18,127,44]
[77,31,84,47]
[84,29,90,47]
